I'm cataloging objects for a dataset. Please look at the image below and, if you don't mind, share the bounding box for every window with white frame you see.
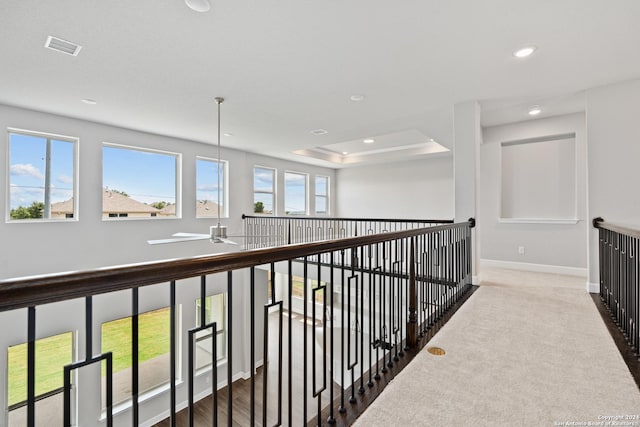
[101,306,173,407]
[196,157,228,218]
[8,129,77,221]
[194,293,226,370]
[102,144,179,219]
[253,166,275,214]
[6,331,73,425]
[284,171,307,215]
[315,175,329,215]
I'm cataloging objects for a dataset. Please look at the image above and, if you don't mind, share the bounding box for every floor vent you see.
[44,36,82,56]
[426,346,446,356]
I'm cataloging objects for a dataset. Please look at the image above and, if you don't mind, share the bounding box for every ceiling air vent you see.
[310,129,328,136]
[44,36,82,56]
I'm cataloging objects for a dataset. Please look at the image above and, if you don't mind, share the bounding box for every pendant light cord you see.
[215,97,224,227]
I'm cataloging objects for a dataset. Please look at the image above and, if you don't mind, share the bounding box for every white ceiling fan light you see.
[148,97,238,246]
[185,0,211,13]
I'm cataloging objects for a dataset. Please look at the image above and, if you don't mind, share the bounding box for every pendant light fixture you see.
[209,97,231,243]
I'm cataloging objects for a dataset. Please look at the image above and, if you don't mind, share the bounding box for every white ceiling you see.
[1,1,639,168]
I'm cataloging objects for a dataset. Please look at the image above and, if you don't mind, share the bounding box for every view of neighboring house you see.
[49,198,75,219]
[50,192,223,219]
[158,200,222,217]
[50,189,162,219]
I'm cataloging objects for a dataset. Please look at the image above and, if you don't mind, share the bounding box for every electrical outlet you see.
[518,246,525,255]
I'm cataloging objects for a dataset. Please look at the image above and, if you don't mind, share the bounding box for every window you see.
[253,166,275,214]
[284,172,308,215]
[196,157,228,218]
[102,144,179,219]
[500,134,576,220]
[8,129,77,221]
[315,175,329,215]
[272,273,327,303]
[101,307,172,407]
[194,294,226,370]
[7,332,73,425]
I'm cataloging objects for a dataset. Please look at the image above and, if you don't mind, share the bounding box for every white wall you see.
[0,103,332,426]
[0,104,336,279]
[480,113,588,273]
[586,79,640,288]
[335,155,454,220]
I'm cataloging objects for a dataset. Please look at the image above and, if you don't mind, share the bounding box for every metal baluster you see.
[287,257,294,425]
[132,288,139,426]
[303,257,308,423]
[262,289,283,426]
[64,297,113,427]
[328,251,336,424]
[170,281,177,427]
[312,260,327,425]
[188,275,218,427]
[251,268,256,426]
[359,245,365,395]
[339,249,346,413]
[27,306,36,427]
[227,272,233,426]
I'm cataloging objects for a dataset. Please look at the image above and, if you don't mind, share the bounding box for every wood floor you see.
[154,311,341,426]
[154,286,478,427]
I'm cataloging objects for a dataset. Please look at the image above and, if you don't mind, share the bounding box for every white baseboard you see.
[586,282,600,294]
[480,259,588,278]
[472,275,479,285]
[241,358,265,380]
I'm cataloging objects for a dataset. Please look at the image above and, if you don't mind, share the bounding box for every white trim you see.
[241,358,265,379]
[472,275,479,285]
[586,281,600,294]
[498,218,579,225]
[480,259,587,277]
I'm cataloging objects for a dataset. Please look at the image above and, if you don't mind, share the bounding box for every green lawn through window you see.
[7,307,171,409]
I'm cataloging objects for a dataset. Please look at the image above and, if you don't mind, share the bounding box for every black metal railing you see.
[593,217,640,358]
[0,218,474,427]
[242,215,452,249]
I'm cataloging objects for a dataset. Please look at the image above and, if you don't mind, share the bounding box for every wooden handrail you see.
[241,214,453,224]
[593,217,640,239]
[0,220,474,313]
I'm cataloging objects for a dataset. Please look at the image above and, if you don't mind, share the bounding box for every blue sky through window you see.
[196,158,225,215]
[103,145,177,205]
[253,167,274,213]
[284,172,307,215]
[9,132,75,210]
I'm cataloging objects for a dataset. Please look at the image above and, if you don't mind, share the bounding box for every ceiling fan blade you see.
[147,235,211,245]
[172,232,210,238]
[220,238,238,245]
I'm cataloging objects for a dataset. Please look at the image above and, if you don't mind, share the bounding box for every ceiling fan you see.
[148,97,238,246]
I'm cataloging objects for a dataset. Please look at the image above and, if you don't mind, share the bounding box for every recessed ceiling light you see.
[350,94,365,102]
[81,99,97,105]
[185,0,211,12]
[363,138,375,144]
[310,129,328,136]
[528,105,541,116]
[223,132,233,137]
[342,151,348,155]
[513,46,537,58]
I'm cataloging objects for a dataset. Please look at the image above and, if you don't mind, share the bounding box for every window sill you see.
[498,218,579,225]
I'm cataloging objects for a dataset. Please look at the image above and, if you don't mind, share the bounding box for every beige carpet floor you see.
[353,268,640,427]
